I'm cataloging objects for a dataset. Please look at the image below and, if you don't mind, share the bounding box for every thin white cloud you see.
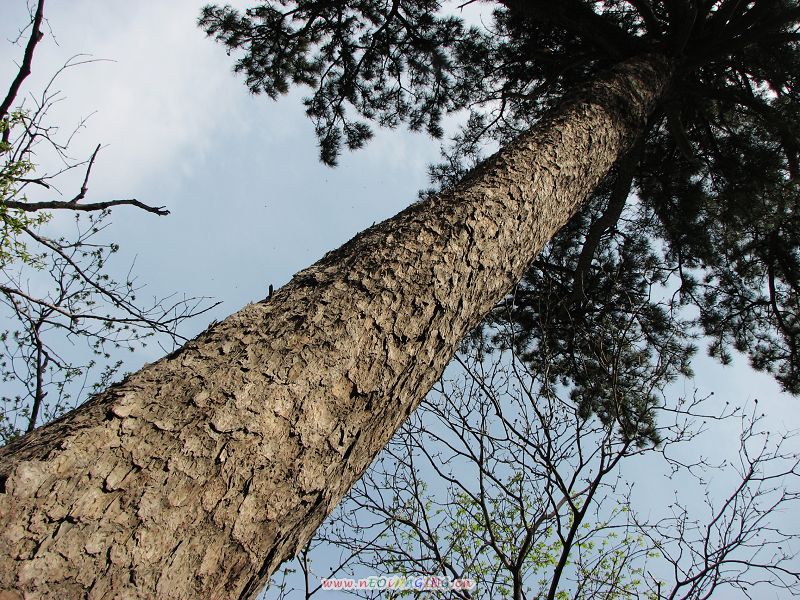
[2,1,268,203]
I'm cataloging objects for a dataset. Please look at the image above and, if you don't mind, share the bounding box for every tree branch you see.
[570,139,644,305]
[665,102,697,164]
[626,0,665,35]
[3,198,169,216]
[499,0,636,59]
[3,140,169,215]
[69,142,101,204]
[0,0,45,123]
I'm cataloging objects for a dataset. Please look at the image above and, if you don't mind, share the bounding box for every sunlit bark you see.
[0,53,671,599]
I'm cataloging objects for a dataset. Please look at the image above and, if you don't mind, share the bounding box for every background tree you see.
[274,312,800,599]
[0,0,215,441]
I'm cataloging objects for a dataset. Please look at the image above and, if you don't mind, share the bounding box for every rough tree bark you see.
[0,53,672,599]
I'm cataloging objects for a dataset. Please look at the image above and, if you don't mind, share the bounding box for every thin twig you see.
[69,143,100,204]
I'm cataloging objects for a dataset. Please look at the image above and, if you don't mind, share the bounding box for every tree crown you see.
[200,1,800,410]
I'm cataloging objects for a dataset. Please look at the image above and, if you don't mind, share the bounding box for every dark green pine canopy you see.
[201,1,800,439]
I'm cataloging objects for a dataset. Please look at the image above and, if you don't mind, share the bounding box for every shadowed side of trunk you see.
[0,53,671,599]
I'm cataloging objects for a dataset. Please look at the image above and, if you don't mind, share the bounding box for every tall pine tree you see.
[0,2,798,597]
[202,0,800,435]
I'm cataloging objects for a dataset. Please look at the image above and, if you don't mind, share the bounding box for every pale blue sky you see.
[2,1,799,597]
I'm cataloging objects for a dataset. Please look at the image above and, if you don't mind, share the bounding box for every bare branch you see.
[0,0,45,123]
[4,198,170,216]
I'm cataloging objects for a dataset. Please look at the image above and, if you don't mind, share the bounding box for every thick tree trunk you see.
[0,53,671,599]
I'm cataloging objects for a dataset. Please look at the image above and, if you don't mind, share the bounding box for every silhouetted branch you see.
[0,0,45,123]
[5,198,170,216]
